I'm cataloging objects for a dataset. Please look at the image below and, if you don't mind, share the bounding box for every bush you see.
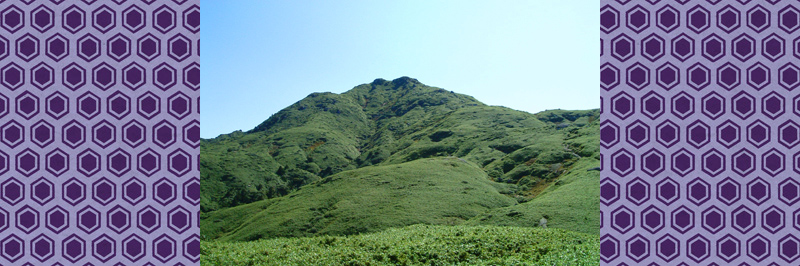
[429,130,453,142]
[201,224,599,266]
[283,168,320,188]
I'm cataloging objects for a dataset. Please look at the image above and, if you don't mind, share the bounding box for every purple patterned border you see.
[601,0,800,265]
[0,0,199,265]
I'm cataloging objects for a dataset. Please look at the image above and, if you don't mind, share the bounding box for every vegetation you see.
[200,77,482,211]
[201,77,598,212]
[465,122,600,235]
[201,224,599,266]
[200,77,600,264]
[201,158,517,241]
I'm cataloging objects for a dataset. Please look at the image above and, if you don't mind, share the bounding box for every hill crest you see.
[200,77,598,224]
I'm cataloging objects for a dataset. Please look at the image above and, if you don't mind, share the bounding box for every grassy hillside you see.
[466,157,599,235]
[201,224,599,266]
[200,77,599,214]
[200,77,486,211]
[201,158,517,241]
[201,77,601,264]
[466,122,600,235]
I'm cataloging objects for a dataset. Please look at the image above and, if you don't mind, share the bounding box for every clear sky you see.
[201,1,599,138]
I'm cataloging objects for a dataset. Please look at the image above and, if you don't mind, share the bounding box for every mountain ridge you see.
[200,77,599,239]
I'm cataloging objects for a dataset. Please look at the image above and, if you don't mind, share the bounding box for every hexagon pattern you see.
[602,1,800,265]
[0,1,198,265]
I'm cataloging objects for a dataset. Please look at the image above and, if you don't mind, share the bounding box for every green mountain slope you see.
[466,121,600,235]
[200,77,487,211]
[201,158,517,241]
[200,77,600,240]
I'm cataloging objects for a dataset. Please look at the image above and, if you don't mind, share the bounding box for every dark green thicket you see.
[202,224,599,266]
[201,77,600,239]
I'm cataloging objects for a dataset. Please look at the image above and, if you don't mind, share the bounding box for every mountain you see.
[200,77,600,239]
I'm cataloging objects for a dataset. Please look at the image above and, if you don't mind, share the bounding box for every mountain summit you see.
[200,78,599,239]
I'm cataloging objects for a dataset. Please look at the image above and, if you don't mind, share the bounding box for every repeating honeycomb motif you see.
[602,0,800,265]
[0,0,199,265]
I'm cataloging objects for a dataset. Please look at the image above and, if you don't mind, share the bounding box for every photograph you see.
[3,0,796,265]
[199,1,600,265]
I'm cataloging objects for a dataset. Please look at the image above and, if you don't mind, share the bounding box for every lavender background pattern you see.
[0,0,199,265]
[601,0,800,265]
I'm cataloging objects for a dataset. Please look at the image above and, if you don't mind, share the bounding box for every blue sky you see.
[201,1,599,138]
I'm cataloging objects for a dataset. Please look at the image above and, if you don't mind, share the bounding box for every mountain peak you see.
[372,78,389,85]
[391,76,421,86]
[371,76,422,87]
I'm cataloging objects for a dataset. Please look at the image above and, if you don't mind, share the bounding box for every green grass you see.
[201,224,599,266]
[200,77,601,264]
[465,157,600,235]
[465,122,601,235]
[201,158,517,241]
[200,77,488,212]
[200,77,599,213]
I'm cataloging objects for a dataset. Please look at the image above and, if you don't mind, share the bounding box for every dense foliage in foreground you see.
[201,224,599,266]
